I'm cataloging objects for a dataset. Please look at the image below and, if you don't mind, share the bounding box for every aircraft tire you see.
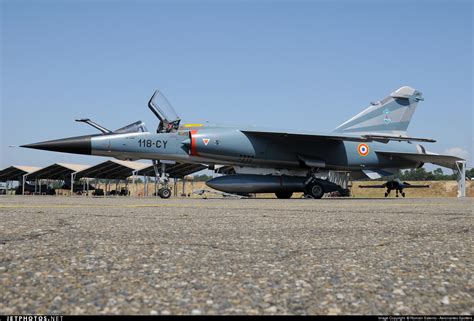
[306,182,324,199]
[275,191,293,199]
[402,192,406,197]
[158,188,171,199]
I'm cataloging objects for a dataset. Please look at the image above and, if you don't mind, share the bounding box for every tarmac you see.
[0,196,472,315]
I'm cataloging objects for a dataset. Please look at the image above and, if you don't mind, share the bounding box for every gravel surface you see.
[0,196,472,315]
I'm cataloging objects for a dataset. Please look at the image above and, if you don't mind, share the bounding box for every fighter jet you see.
[22,86,465,198]
[359,178,430,197]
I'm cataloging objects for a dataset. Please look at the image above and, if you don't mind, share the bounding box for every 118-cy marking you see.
[138,139,168,149]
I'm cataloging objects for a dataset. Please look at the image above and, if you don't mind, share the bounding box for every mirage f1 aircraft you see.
[359,178,430,198]
[22,86,464,198]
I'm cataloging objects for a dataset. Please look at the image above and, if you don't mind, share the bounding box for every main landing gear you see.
[305,180,325,199]
[385,188,405,197]
[301,170,342,199]
[153,160,172,199]
[302,170,334,199]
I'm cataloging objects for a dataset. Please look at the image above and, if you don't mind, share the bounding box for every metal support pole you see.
[70,173,75,195]
[455,160,466,198]
[144,175,148,197]
[182,177,186,196]
[132,171,137,197]
[22,174,27,195]
[173,178,178,197]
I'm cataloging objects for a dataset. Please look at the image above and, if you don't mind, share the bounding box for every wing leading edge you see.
[375,151,464,169]
[241,130,436,143]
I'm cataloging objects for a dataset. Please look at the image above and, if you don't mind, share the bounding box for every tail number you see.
[138,139,168,149]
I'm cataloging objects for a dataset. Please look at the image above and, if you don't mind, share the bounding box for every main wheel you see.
[158,188,171,199]
[305,182,324,199]
[275,191,293,199]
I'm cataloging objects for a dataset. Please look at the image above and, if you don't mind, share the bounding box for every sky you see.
[1,0,472,171]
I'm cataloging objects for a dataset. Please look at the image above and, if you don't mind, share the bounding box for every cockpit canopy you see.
[148,90,181,133]
[113,121,148,134]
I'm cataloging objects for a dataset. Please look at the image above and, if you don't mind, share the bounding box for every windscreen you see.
[114,121,148,134]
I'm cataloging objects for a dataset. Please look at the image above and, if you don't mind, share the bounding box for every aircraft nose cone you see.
[21,135,92,155]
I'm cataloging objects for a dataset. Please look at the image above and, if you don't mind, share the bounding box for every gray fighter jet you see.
[22,86,464,198]
[359,178,430,197]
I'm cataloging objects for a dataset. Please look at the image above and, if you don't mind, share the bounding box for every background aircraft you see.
[359,178,430,197]
[22,86,465,198]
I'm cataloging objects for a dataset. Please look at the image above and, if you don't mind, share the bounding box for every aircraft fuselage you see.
[84,126,422,171]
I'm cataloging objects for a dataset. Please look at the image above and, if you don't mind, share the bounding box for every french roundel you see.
[358,143,369,156]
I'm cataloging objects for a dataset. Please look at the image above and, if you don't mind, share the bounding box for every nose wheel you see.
[158,187,171,199]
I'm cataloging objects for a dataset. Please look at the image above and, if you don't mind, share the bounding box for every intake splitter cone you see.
[21,135,92,155]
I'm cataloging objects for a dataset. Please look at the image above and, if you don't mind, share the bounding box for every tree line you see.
[384,167,473,181]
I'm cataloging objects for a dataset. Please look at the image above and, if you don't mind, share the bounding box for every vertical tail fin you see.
[333,86,424,136]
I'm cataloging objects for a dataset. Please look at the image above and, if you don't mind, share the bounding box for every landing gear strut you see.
[153,160,171,199]
[385,188,406,198]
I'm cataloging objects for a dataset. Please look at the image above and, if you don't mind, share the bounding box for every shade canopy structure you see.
[137,162,207,179]
[26,163,90,181]
[0,166,42,182]
[75,160,149,180]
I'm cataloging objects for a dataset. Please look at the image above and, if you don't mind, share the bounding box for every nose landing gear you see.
[153,160,172,199]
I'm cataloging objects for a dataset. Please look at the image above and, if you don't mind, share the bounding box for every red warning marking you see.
[190,130,199,156]
[358,143,369,156]
[203,138,210,146]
